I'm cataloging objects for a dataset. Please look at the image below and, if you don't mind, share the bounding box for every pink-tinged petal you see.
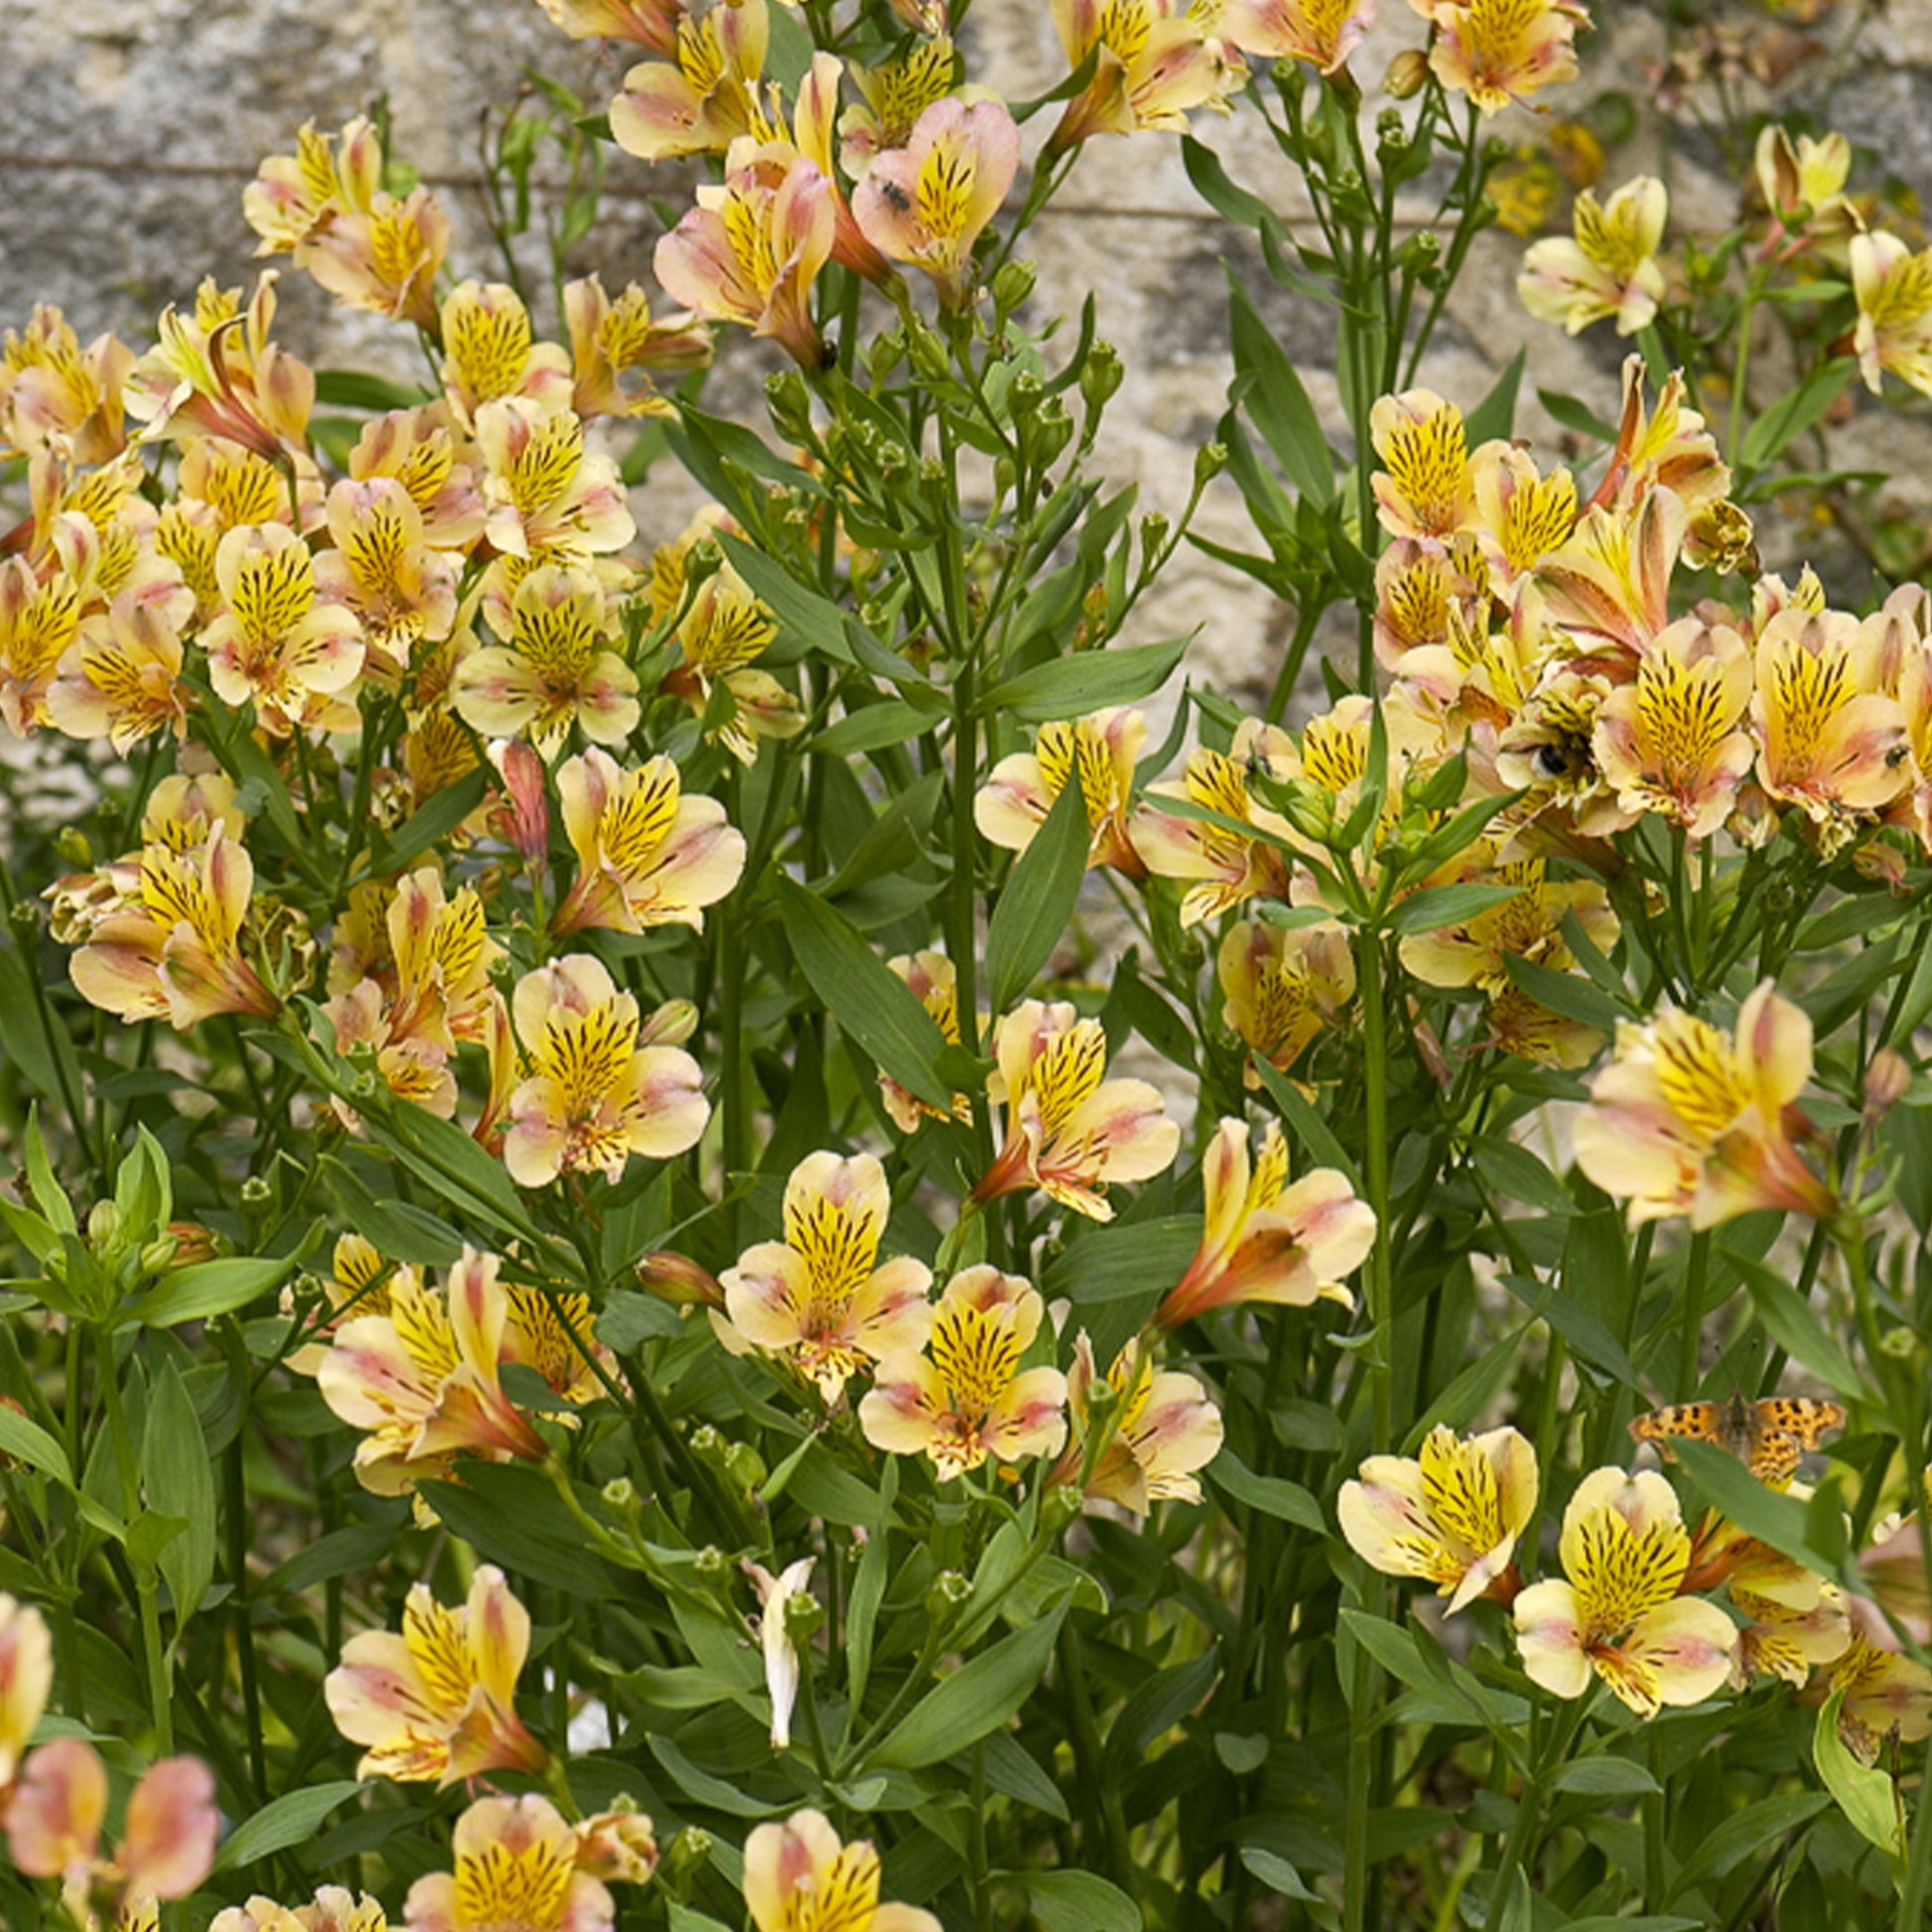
[120,1755,219,1898]
[0,1595,53,1784]
[6,1736,107,1878]
[744,1810,848,1931]
[1621,1596,1739,1710]
[1336,1459,1438,1579]
[1513,1579,1591,1699]
[984,1365,1070,1462]
[843,1256,936,1361]
[403,1871,460,1932]
[722,1244,814,1352]
[858,1357,952,1457]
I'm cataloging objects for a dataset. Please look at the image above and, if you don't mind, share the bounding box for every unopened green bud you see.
[694,1545,732,1583]
[602,1475,638,1513]
[138,1236,180,1277]
[9,900,37,934]
[690,1424,727,1464]
[664,1826,713,1882]
[1194,441,1230,485]
[347,1069,379,1101]
[919,456,946,488]
[782,1588,824,1642]
[1142,510,1171,557]
[1383,48,1430,98]
[992,258,1036,318]
[1880,1325,1922,1360]
[906,325,952,384]
[1041,1482,1084,1532]
[1079,341,1124,413]
[1083,1375,1121,1423]
[86,1202,120,1253]
[765,368,814,445]
[724,1442,767,1491]
[240,1174,273,1207]
[55,827,93,870]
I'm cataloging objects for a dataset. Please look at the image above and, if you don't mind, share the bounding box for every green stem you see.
[1676,1228,1712,1399]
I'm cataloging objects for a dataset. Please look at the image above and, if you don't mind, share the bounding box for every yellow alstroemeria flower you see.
[654,154,838,368]
[852,97,1020,309]
[611,0,767,161]
[1045,0,1239,156]
[1420,0,1586,117]
[1754,126,1858,249]
[661,560,802,760]
[553,747,747,936]
[1830,1636,1932,1765]
[1157,1119,1374,1330]
[1220,0,1371,73]
[1369,388,1473,542]
[503,954,708,1187]
[1338,1425,1537,1614]
[1519,176,1669,338]
[314,477,459,682]
[839,37,962,178]
[0,1595,53,1789]
[242,118,382,257]
[0,555,82,737]
[475,396,635,562]
[0,304,134,465]
[1591,616,1755,838]
[315,1248,554,1507]
[1467,443,1578,593]
[1533,487,1683,658]
[1752,605,1910,852]
[879,950,975,1133]
[976,706,1148,876]
[563,274,711,421]
[537,0,682,52]
[437,281,574,425]
[404,1794,615,1932]
[203,522,366,737]
[861,1266,1068,1479]
[1852,230,1932,400]
[45,591,190,755]
[973,1000,1180,1220]
[719,1150,933,1402]
[452,562,640,753]
[1051,1332,1223,1515]
[67,826,283,1030]
[1574,982,1837,1230]
[325,1565,547,1786]
[209,1883,392,1930]
[1513,1466,1736,1717]
[1217,916,1355,1085]
[347,405,485,554]
[743,1810,939,1932]
[1130,720,1297,926]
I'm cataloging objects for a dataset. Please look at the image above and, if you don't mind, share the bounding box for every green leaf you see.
[715,531,848,663]
[986,781,1089,1014]
[1020,1870,1142,1932]
[1250,1051,1358,1183]
[1238,1849,1322,1902]
[1228,276,1335,508]
[1740,358,1858,472]
[144,1359,216,1622]
[122,1255,295,1329]
[261,1521,399,1598]
[419,1468,623,1599]
[1471,1139,1576,1218]
[1547,1755,1660,1798]
[982,1729,1069,1821]
[1732,1253,1860,1397]
[0,945,87,1110]
[774,876,953,1111]
[1502,954,1628,1036]
[1039,1215,1198,1307]
[1209,1449,1324,1534]
[650,1734,776,1817]
[365,767,490,879]
[313,368,433,410]
[319,1157,465,1268]
[845,1456,897,1714]
[213,1781,364,1871]
[1667,1791,1830,1899]
[1537,389,1616,443]
[870,1608,1067,1770]
[1387,882,1520,936]
[981,637,1189,723]
[810,701,933,756]
[1813,1689,1905,1863]
[24,1111,75,1236]
[362,1095,549,1252]
[0,1402,73,1488]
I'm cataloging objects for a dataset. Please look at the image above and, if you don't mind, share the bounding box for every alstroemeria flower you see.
[203,521,366,736]
[611,0,767,160]
[838,37,963,178]
[1464,444,1578,596]
[861,1267,1067,1479]
[437,282,573,425]
[504,954,708,1187]
[211,1885,393,1931]
[743,1810,940,1932]
[852,98,1019,308]
[1533,487,1683,658]
[1369,389,1473,542]
[537,0,682,52]
[1221,0,1372,72]
[973,1000,1180,1220]
[553,748,746,935]
[304,187,453,334]
[315,1247,553,1504]
[1052,1333,1223,1514]
[879,951,974,1133]
[1830,1636,1932,1765]
[1754,126,1858,249]
[1218,917,1355,1084]
[67,825,283,1029]
[7,1740,218,1928]
[719,1151,933,1402]
[0,1595,52,1789]
[1752,604,1909,852]
[1158,1119,1374,1330]
[1513,1467,1737,1717]
[0,555,83,737]
[44,590,189,752]
[1593,615,1755,837]
[1044,0,1238,156]
[326,1565,547,1785]
[348,406,485,554]
[1130,723,1298,926]
[1338,1426,1536,1614]
[474,396,635,562]
[1574,983,1836,1229]
[243,117,382,255]
[976,707,1147,876]
[654,154,837,367]
[1852,230,1932,399]
[660,561,801,760]
[0,304,134,465]
[744,1556,815,1749]
[314,477,459,680]
[453,562,640,752]
[405,1795,614,1932]
[563,274,711,420]
[1519,177,1669,338]
[1422,0,1586,116]
[573,1806,660,1887]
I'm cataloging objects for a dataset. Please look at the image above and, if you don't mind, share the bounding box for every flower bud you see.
[601,1475,638,1513]
[575,1802,659,1886]
[54,827,92,870]
[640,998,698,1048]
[765,368,815,446]
[1079,341,1124,413]
[636,1251,725,1309]
[906,325,952,384]
[488,739,551,866]
[86,1201,120,1251]
[992,258,1036,319]
[1383,48,1430,98]
[1864,1047,1911,1124]
[662,1825,714,1884]
[1193,440,1229,485]
[925,1570,971,1621]
[240,1175,273,1206]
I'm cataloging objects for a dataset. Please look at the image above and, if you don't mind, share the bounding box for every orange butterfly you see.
[1628,1392,1845,1487]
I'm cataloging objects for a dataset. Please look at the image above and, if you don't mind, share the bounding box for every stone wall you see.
[4,0,1930,695]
